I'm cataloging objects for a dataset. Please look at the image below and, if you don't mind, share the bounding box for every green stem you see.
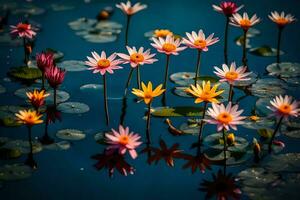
[268,116,283,153]
[146,102,151,133]
[41,72,45,91]
[194,50,202,86]
[53,88,57,107]
[197,102,207,155]
[103,74,109,125]
[136,64,141,89]
[23,38,28,66]
[125,15,131,46]
[222,128,227,175]
[163,55,170,90]
[224,16,229,65]
[242,29,248,66]
[228,84,233,102]
[276,27,283,64]
[27,126,33,153]
[124,68,134,96]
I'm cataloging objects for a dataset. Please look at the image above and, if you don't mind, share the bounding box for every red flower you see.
[45,66,66,89]
[212,2,243,16]
[36,52,54,73]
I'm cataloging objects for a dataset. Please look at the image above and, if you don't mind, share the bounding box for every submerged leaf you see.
[57,102,90,114]
[249,46,284,57]
[56,129,86,141]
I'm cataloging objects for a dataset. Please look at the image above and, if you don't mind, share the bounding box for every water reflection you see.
[25,126,37,169]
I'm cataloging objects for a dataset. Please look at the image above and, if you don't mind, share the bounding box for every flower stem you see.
[103,74,109,125]
[268,116,283,153]
[194,50,202,86]
[276,27,283,64]
[163,55,170,90]
[27,126,33,152]
[222,128,227,175]
[228,84,233,102]
[41,72,45,91]
[136,64,141,89]
[197,101,207,154]
[125,15,131,46]
[242,29,248,66]
[119,97,127,125]
[23,38,28,66]
[146,102,151,133]
[124,68,134,96]
[224,16,229,65]
[53,88,57,107]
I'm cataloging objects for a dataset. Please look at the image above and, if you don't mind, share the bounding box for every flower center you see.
[278,104,292,114]
[17,23,30,31]
[217,112,233,124]
[130,53,144,63]
[240,19,252,29]
[275,18,289,26]
[225,71,239,81]
[144,93,153,99]
[119,135,129,145]
[194,39,207,48]
[162,43,176,52]
[97,59,110,69]
[201,91,212,100]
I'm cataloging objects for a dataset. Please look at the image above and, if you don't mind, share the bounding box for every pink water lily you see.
[10,23,36,39]
[117,46,157,68]
[45,66,66,89]
[267,95,299,119]
[205,102,246,131]
[183,29,219,51]
[105,125,142,159]
[151,35,187,55]
[116,1,147,15]
[36,52,54,72]
[214,62,251,84]
[85,51,123,75]
[212,2,243,16]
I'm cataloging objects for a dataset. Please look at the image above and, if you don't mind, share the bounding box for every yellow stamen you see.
[278,104,292,114]
[130,53,144,63]
[225,71,239,81]
[275,18,289,26]
[217,112,233,124]
[194,39,207,48]
[154,29,173,38]
[162,43,176,52]
[97,59,110,69]
[119,135,129,145]
[240,19,252,29]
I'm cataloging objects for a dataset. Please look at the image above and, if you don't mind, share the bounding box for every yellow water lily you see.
[15,109,43,126]
[132,81,165,104]
[185,81,224,104]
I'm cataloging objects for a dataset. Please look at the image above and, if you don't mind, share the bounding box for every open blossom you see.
[154,29,173,38]
[214,62,251,84]
[151,35,187,55]
[36,52,54,72]
[205,102,246,131]
[26,89,50,109]
[185,81,224,104]
[45,66,66,89]
[230,12,260,30]
[15,109,43,126]
[183,30,219,51]
[117,46,157,68]
[105,125,142,159]
[267,95,299,119]
[268,11,296,27]
[132,81,165,104]
[116,1,147,15]
[85,51,123,75]
[212,1,243,16]
[10,23,36,39]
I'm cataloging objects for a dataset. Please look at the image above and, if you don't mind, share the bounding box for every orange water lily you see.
[15,110,43,126]
[26,89,50,109]
[185,81,224,104]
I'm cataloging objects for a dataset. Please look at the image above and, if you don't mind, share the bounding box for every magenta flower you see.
[205,102,246,131]
[45,66,66,89]
[85,51,123,75]
[36,52,54,72]
[212,2,243,16]
[117,46,157,68]
[10,23,36,39]
[105,125,142,159]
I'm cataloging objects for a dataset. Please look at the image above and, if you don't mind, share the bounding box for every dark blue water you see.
[0,0,300,199]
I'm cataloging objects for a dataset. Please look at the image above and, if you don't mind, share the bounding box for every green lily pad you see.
[45,48,64,62]
[204,148,231,161]
[56,129,86,141]
[94,132,107,144]
[266,62,300,78]
[242,117,274,130]
[0,137,9,147]
[233,73,258,87]
[79,31,117,43]
[235,35,251,48]
[0,148,22,160]
[249,78,287,98]
[43,141,71,151]
[68,18,97,30]
[151,106,203,117]
[8,66,42,81]
[264,153,300,173]
[0,105,26,127]
[50,3,75,11]
[203,133,249,152]
[0,164,32,181]
[255,98,273,116]
[170,72,195,86]
[282,120,300,139]
[3,140,43,154]
[59,60,87,72]
[57,102,90,114]
[80,84,103,91]
[257,128,274,138]
[94,21,123,30]
[12,5,45,15]
[249,46,284,57]
[179,123,200,135]
[238,167,279,187]
[0,85,6,94]
[283,77,300,86]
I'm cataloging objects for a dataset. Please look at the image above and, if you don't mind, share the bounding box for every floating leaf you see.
[238,167,279,187]
[233,73,258,87]
[94,132,107,144]
[59,60,87,72]
[57,102,90,114]
[152,106,203,117]
[68,18,97,30]
[255,98,272,116]
[170,72,195,86]
[43,141,71,151]
[0,105,26,127]
[0,84,6,94]
[80,84,103,91]
[249,78,287,98]
[242,117,274,129]
[50,3,74,11]
[282,120,300,139]
[204,148,231,161]
[235,35,251,48]
[264,153,300,173]
[94,21,123,30]
[8,66,42,81]
[179,123,199,135]
[0,164,32,181]
[45,48,64,62]
[249,46,284,57]
[56,129,86,141]
[0,148,22,160]
[266,62,300,78]
[12,5,45,15]
[3,140,43,154]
